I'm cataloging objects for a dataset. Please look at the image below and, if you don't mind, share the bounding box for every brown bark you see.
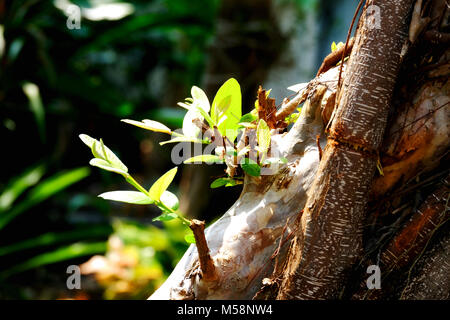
[276,0,415,299]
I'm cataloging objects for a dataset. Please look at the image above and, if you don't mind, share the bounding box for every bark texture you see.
[276,0,415,299]
[400,230,450,299]
[149,0,449,299]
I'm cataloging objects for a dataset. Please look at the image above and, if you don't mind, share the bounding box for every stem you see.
[125,173,214,281]
[125,173,191,224]
[189,219,217,281]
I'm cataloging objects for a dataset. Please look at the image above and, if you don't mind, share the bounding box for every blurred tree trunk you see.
[151,0,450,300]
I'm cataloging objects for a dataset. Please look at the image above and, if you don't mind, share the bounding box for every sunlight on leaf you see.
[211,78,241,142]
[121,119,172,134]
[183,154,223,164]
[159,191,179,211]
[149,167,177,202]
[257,119,271,162]
[98,191,153,205]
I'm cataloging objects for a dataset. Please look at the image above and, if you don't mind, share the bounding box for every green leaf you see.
[160,191,179,211]
[89,158,127,175]
[0,163,46,213]
[0,167,90,231]
[0,242,106,280]
[80,134,128,174]
[191,86,210,113]
[180,86,211,139]
[98,191,153,205]
[211,78,242,142]
[184,233,196,244]
[183,155,223,164]
[210,178,240,188]
[257,119,271,161]
[0,225,112,257]
[196,106,216,128]
[121,119,172,134]
[149,167,177,202]
[239,112,258,124]
[241,158,261,177]
[152,212,178,222]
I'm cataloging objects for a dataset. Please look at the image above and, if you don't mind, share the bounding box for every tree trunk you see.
[150,0,449,300]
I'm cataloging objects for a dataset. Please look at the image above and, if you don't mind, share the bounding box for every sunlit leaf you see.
[149,167,177,202]
[121,119,172,134]
[257,119,271,161]
[159,191,179,211]
[89,158,127,175]
[80,134,128,173]
[98,191,153,204]
[191,86,210,113]
[211,78,242,142]
[237,146,251,157]
[159,136,208,146]
[210,177,241,188]
[331,41,337,52]
[183,155,223,164]
[184,233,196,244]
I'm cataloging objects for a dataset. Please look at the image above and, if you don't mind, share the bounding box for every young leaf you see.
[79,134,96,149]
[152,212,178,222]
[191,86,210,113]
[241,158,261,177]
[183,155,223,164]
[196,106,216,128]
[80,134,128,174]
[89,158,127,175]
[149,167,177,202]
[331,41,337,52]
[257,119,271,161]
[239,112,258,123]
[159,191,179,211]
[121,119,172,134]
[159,136,208,146]
[184,233,196,244]
[211,78,242,142]
[210,178,240,188]
[98,191,153,205]
[237,146,250,157]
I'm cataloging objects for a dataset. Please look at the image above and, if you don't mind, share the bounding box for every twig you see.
[189,219,217,281]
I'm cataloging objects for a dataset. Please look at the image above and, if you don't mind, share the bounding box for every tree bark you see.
[276,0,415,299]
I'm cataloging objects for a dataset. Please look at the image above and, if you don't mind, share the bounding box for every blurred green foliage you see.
[0,0,219,299]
